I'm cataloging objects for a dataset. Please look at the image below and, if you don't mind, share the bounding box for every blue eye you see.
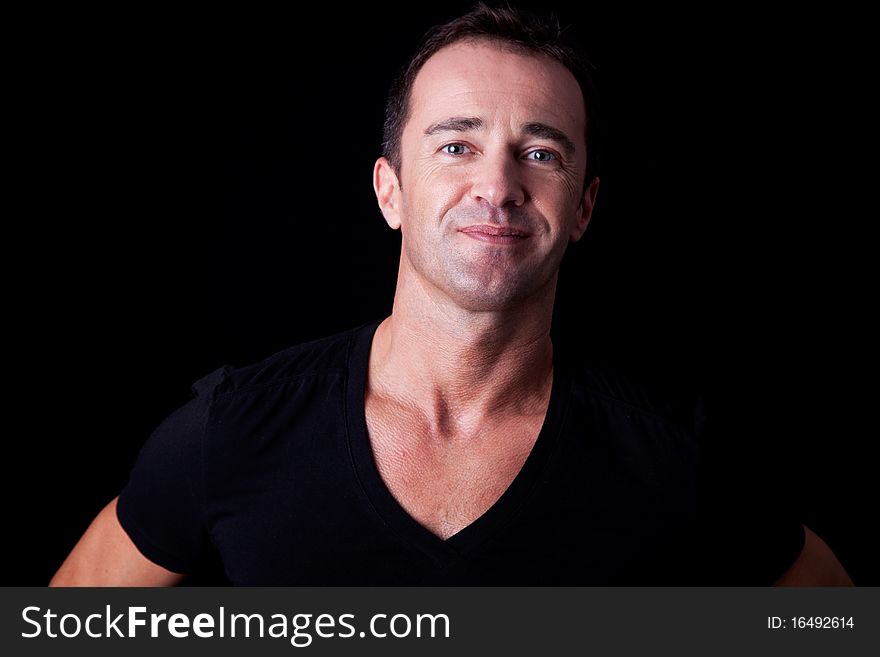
[441,144,468,155]
[527,150,556,162]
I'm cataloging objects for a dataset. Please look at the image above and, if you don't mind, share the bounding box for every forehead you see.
[406,40,586,143]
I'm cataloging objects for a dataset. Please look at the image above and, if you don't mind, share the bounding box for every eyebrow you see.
[424,116,484,135]
[522,122,577,157]
[423,117,577,157]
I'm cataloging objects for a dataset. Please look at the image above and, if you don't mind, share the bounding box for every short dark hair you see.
[382,2,600,188]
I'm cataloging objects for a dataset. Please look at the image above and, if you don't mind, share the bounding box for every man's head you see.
[373,4,601,312]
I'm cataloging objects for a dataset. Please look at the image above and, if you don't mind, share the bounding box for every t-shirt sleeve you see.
[116,366,228,574]
[688,400,806,585]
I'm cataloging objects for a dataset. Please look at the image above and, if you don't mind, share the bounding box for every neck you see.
[368,273,558,434]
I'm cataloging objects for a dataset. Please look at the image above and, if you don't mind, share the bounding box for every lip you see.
[458,224,530,245]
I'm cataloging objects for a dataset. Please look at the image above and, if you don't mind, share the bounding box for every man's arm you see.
[773,525,853,586]
[49,497,184,587]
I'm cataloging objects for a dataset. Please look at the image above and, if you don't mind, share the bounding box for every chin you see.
[444,277,538,313]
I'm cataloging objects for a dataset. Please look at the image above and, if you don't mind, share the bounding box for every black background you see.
[9,3,875,584]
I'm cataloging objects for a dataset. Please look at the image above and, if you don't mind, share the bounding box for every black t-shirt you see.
[117,320,804,585]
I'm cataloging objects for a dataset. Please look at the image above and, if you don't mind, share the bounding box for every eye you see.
[441,143,469,155]
[526,149,556,162]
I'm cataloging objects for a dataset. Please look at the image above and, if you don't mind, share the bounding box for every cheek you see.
[550,168,583,205]
[533,178,581,228]
[406,164,467,222]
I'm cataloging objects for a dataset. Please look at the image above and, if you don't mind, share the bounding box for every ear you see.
[570,176,600,243]
[373,157,402,230]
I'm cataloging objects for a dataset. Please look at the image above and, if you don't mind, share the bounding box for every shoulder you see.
[193,321,376,402]
[565,355,703,437]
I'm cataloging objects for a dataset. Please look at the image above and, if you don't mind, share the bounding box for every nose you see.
[469,152,525,208]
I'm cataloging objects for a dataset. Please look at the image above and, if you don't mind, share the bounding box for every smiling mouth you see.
[458,224,531,244]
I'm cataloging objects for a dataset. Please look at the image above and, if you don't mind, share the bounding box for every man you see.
[51,3,850,586]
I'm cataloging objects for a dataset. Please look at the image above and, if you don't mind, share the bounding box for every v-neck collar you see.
[344,319,570,567]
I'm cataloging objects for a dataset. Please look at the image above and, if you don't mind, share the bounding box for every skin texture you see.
[51,38,852,586]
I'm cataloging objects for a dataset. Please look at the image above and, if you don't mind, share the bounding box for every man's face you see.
[376,39,598,312]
